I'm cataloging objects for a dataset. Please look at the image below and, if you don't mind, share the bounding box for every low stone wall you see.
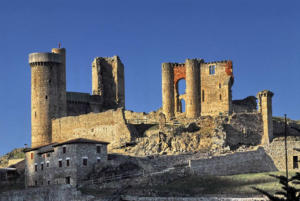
[0,185,94,201]
[264,139,300,171]
[52,108,132,148]
[189,148,277,176]
[122,195,268,201]
[124,110,159,123]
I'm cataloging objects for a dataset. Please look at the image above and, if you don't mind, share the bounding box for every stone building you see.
[28,48,125,148]
[24,138,108,187]
[162,59,234,120]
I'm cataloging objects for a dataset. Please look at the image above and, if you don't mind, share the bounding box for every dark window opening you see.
[35,181,37,186]
[220,94,222,101]
[45,95,48,100]
[66,176,70,184]
[59,160,62,167]
[46,162,49,168]
[63,147,66,154]
[41,164,44,171]
[34,112,37,118]
[48,79,51,84]
[66,159,70,167]
[83,158,88,166]
[97,146,101,153]
[35,164,38,172]
[48,180,50,185]
[202,90,205,102]
[293,156,298,169]
[97,158,101,163]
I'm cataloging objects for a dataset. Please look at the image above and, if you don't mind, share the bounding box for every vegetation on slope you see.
[0,148,25,167]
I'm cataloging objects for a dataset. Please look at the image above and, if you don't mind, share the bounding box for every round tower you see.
[185,59,200,118]
[51,48,67,116]
[29,51,66,147]
[162,63,174,120]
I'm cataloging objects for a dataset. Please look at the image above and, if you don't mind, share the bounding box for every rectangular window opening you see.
[293,156,298,169]
[66,159,70,167]
[59,160,62,168]
[97,145,101,153]
[209,65,216,75]
[66,176,71,184]
[63,146,66,154]
[35,164,38,172]
[83,158,88,166]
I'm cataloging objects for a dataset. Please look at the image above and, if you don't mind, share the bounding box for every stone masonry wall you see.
[189,148,277,176]
[264,139,300,171]
[200,61,233,116]
[52,108,132,148]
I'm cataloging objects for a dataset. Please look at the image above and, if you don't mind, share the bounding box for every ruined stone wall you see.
[124,110,160,123]
[200,61,233,116]
[52,109,132,148]
[224,113,263,149]
[264,139,300,171]
[189,148,277,176]
[66,92,103,116]
[232,96,257,113]
[92,56,125,109]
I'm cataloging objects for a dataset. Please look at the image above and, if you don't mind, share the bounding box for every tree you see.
[252,173,300,201]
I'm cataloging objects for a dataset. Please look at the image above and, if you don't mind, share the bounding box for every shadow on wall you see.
[224,124,262,150]
[189,147,278,176]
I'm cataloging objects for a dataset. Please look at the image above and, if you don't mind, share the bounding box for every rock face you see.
[112,113,264,156]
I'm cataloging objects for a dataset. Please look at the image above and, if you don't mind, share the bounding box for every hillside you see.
[0,148,25,168]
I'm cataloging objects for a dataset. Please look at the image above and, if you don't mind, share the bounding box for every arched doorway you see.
[175,79,186,113]
[180,98,186,113]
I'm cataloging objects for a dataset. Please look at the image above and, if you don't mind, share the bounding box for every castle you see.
[24,46,300,187]
[28,47,274,149]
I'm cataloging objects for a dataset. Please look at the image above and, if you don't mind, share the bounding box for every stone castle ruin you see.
[23,46,300,188]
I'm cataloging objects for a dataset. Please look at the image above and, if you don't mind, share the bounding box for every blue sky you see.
[0,0,299,156]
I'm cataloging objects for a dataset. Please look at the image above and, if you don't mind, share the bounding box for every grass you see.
[153,171,299,196]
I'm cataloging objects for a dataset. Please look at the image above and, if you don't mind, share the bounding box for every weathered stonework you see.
[257,90,274,144]
[24,139,108,187]
[92,56,125,109]
[161,59,234,119]
[52,109,132,148]
[29,49,67,147]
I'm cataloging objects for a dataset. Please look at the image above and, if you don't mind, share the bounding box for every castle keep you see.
[162,59,233,119]
[29,48,125,147]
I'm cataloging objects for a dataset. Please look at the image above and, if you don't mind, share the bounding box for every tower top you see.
[29,52,62,65]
